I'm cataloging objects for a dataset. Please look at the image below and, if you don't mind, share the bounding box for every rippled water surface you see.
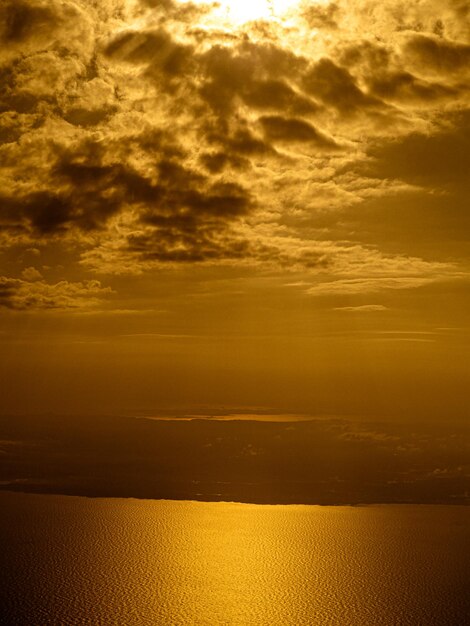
[1,492,469,625]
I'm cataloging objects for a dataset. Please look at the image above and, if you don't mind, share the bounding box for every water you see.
[1,492,469,625]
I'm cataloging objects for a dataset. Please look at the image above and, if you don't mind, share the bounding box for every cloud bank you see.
[0,0,469,308]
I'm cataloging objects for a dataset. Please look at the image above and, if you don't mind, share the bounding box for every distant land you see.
[1,414,469,505]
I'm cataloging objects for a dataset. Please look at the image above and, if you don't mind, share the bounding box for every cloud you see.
[333,304,388,312]
[302,58,382,116]
[0,0,93,55]
[307,276,443,296]
[0,0,468,297]
[259,115,339,147]
[1,140,161,235]
[104,26,194,79]
[240,79,317,114]
[361,112,470,190]
[21,266,42,281]
[404,33,470,76]
[367,70,456,104]
[0,276,113,311]
[301,2,340,30]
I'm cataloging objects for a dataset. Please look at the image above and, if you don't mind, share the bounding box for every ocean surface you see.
[1,492,469,625]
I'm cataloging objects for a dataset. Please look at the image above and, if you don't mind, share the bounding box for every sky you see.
[0,0,469,422]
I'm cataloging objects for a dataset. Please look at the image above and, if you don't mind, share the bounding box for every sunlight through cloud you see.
[191,0,300,25]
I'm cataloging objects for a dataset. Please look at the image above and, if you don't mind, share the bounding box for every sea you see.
[1,491,469,625]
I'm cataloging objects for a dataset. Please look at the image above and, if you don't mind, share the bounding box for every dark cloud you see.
[337,37,460,106]
[0,0,468,286]
[126,228,251,264]
[126,159,253,263]
[338,40,391,74]
[1,192,77,235]
[0,141,161,235]
[303,58,382,115]
[362,111,470,190]
[240,79,318,114]
[104,27,193,78]
[0,0,95,126]
[199,151,249,173]
[142,162,251,220]
[0,0,92,59]
[199,41,308,115]
[205,124,273,158]
[0,0,58,45]
[301,2,340,30]
[367,71,456,103]
[259,115,339,147]
[63,104,117,128]
[0,131,255,272]
[139,0,175,9]
[404,34,470,75]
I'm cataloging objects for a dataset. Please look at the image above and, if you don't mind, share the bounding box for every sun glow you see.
[197,0,299,26]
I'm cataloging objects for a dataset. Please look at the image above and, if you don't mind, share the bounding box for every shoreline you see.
[1,486,468,507]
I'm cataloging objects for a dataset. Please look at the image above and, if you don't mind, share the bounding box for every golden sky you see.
[0,0,469,421]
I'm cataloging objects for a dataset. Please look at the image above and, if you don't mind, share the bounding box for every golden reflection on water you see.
[1,493,469,625]
[144,501,468,625]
